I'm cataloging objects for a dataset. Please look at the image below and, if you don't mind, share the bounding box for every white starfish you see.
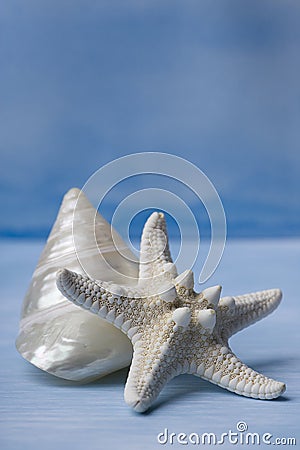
[56,212,286,412]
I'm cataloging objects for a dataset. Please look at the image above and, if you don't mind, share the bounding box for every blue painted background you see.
[1,0,300,238]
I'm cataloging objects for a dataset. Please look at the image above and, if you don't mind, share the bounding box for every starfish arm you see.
[124,332,180,413]
[219,289,282,338]
[191,344,285,400]
[138,212,177,285]
[56,269,145,336]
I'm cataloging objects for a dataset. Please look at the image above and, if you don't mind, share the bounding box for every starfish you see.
[56,212,286,412]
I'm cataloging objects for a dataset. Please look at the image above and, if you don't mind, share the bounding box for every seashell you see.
[16,188,138,381]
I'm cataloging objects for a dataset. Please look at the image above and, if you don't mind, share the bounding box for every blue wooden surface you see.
[0,239,299,450]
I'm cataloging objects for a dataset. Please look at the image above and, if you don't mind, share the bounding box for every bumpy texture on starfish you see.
[56,212,285,412]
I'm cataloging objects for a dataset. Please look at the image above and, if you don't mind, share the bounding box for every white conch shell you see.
[16,188,138,381]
